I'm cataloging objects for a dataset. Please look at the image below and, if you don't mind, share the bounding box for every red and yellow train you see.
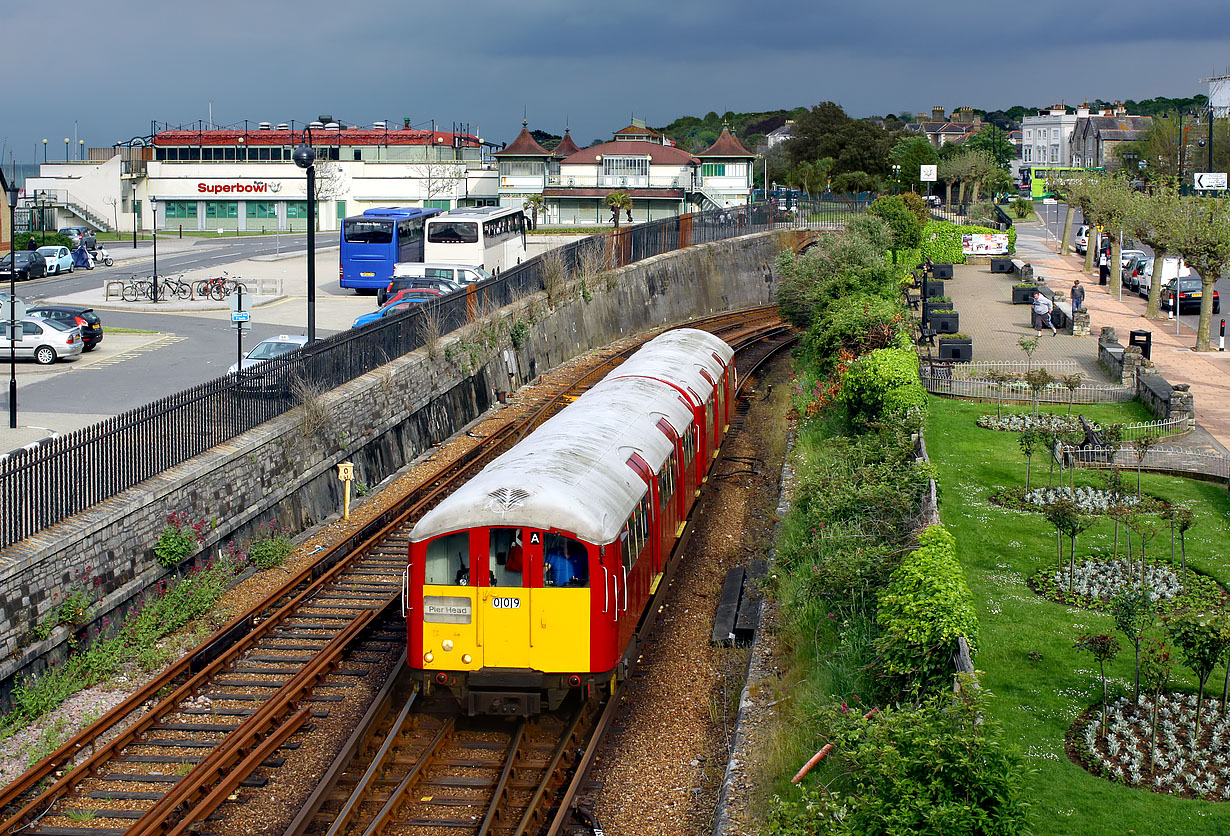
[404,328,736,714]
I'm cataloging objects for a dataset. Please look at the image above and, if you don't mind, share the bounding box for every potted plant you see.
[922,296,953,319]
[938,332,972,361]
[923,279,946,299]
[931,308,960,335]
[1013,283,1038,305]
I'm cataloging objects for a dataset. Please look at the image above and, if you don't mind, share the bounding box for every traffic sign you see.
[1042,198,1057,205]
[231,311,250,323]
[229,287,251,332]
[1195,172,1228,190]
[920,164,937,182]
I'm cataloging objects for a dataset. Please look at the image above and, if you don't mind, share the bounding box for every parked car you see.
[0,251,48,281]
[226,334,309,374]
[352,295,435,328]
[385,287,444,306]
[25,305,103,351]
[379,263,482,304]
[1161,277,1220,314]
[1074,225,1091,255]
[36,245,74,275]
[1122,255,1150,294]
[1141,256,1192,296]
[58,226,97,250]
[1120,249,1148,268]
[0,316,83,364]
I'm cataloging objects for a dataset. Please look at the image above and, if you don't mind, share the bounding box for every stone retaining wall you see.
[1098,326,1195,426]
[0,230,791,709]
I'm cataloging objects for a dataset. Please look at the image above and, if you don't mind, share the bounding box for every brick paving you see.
[931,219,1230,456]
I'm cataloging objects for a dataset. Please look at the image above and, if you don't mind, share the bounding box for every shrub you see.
[875,524,979,694]
[839,347,926,429]
[153,512,206,568]
[775,217,899,327]
[899,191,930,225]
[248,523,293,569]
[1011,198,1034,219]
[799,293,909,372]
[868,195,924,253]
[920,219,1003,264]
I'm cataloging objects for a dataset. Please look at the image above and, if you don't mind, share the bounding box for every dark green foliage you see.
[798,292,909,372]
[920,220,1002,264]
[840,347,927,429]
[899,191,929,225]
[785,101,900,179]
[868,195,924,251]
[769,685,1030,836]
[875,525,979,694]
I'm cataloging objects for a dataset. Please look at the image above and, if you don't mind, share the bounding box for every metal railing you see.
[0,201,853,551]
[943,359,1083,379]
[1117,416,1190,442]
[920,371,1135,404]
[1061,444,1230,481]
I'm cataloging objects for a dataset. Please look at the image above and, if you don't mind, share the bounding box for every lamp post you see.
[8,186,19,429]
[64,138,69,162]
[78,139,84,161]
[41,138,46,164]
[131,182,138,249]
[149,196,158,304]
[293,132,317,342]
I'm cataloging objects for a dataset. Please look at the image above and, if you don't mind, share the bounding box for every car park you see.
[0,251,48,281]
[378,263,485,304]
[0,316,83,364]
[1161,277,1220,314]
[25,305,103,351]
[58,226,97,250]
[36,245,74,275]
[226,334,309,374]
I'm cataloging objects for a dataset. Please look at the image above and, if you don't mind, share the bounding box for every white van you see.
[380,262,492,304]
[1137,257,1192,297]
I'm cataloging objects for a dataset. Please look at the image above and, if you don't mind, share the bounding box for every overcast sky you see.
[3,0,1230,165]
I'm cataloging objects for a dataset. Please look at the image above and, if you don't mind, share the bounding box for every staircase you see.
[693,188,731,212]
[65,200,113,232]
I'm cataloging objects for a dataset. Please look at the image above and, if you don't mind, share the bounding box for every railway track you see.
[0,307,791,836]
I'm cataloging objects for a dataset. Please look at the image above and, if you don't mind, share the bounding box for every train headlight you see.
[462,654,472,664]
[424,652,434,663]
[442,639,454,652]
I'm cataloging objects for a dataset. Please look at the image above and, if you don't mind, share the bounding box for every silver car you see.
[1,317,84,364]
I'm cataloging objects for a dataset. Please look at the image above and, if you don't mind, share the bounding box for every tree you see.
[937,155,966,205]
[785,102,899,180]
[1023,368,1052,416]
[605,191,632,228]
[964,124,1014,170]
[867,196,923,260]
[311,159,345,231]
[1125,185,1183,319]
[1171,504,1195,578]
[792,157,834,196]
[1074,633,1121,739]
[1169,196,1230,351]
[887,136,938,193]
[1139,637,1172,768]
[986,370,1011,418]
[1079,173,1135,295]
[965,153,997,205]
[1112,587,1156,703]
[830,171,878,195]
[1017,335,1039,372]
[1168,611,1230,738]
[1130,434,1161,496]
[421,159,465,205]
[523,194,546,230]
[1019,428,1040,490]
[1061,373,1083,415]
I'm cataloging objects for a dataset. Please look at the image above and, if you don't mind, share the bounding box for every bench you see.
[903,288,920,311]
[916,321,937,347]
[1077,415,1113,463]
[1051,298,1072,330]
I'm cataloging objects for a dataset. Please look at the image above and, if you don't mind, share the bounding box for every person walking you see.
[1071,279,1085,311]
[1032,292,1057,337]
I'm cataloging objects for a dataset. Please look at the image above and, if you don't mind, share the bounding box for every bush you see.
[19,231,75,250]
[153,513,206,568]
[868,195,924,253]
[875,524,979,694]
[775,217,899,327]
[799,293,909,372]
[248,524,292,569]
[1011,198,1035,219]
[899,191,930,225]
[920,220,1003,264]
[839,347,926,429]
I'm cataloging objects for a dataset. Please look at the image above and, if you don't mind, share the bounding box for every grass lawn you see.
[926,395,1230,835]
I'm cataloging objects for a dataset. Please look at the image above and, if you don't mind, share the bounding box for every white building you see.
[1020,106,1085,168]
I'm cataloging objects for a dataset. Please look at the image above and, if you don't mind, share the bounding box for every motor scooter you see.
[91,246,114,267]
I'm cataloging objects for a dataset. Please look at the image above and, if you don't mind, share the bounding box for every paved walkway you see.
[932,219,1230,458]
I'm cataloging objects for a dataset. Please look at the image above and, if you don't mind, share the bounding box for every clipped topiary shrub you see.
[875,524,979,694]
[921,220,1004,264]
[839,346,926,428]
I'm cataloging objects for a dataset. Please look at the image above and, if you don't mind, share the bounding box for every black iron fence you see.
[0,199,866,550]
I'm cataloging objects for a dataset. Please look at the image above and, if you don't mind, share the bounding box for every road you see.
[1036,203,1230,342]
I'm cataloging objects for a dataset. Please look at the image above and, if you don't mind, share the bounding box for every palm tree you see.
[523,195,546,230]
[606,191,632,228]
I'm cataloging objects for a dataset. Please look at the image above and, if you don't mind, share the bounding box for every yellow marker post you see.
[337,461,355,520]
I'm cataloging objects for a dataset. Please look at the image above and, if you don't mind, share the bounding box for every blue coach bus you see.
[339,207,441,292]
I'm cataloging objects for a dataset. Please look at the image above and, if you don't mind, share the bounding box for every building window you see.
[1023,147,1032,163]
[205,201,238,219]
[423,199,451,210]
[602,156,649,178]
[1050,145,1059,163]
[286,201,308,219]
[1052,129,1059,139]
[246,201,277,219]
[1025,129,1032,140]
[702,163,726,177]
[337,200,346,220]
[498,161,543,177]
[164,201,197,219]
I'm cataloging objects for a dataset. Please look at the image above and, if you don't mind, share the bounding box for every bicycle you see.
[193,272,247,301]
[159,275,193,300]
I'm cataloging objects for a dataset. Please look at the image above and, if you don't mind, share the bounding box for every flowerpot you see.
[922,300,953,320]
[938,338,972,361]
[923,279,946,299]
[931,310,960,334]
[991,258,1014,274]
[931,263,954,280]
[1012,285,1037,305]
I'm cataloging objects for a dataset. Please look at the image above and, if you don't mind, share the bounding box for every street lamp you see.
[891,164,901,194]
[149,196,158,304]
[64,138,69,162]
[78,139,84,161]
[41,138,46,164]
[8,186,19,429]
[293,132,317,343]
[131,182,138,249]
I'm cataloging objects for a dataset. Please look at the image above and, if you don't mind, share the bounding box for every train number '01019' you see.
[491,597,522,609]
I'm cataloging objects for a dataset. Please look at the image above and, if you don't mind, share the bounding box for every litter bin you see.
[1128,329,1152,360]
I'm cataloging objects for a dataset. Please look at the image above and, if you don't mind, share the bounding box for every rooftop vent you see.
[258,122,272,130]
[276,123,289,131]
[373,120,386,130]
[325,122,341,131]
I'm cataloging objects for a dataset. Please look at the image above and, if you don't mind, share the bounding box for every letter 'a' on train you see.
[404,328,736,715]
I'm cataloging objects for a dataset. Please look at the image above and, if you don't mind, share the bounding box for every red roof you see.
[553,131,582,158]
[560,140,698,166]
[697,127,754,158]
[542,188,684,199]
[152,128,478,147]
[613,124,660,138]
[494,125,553,157]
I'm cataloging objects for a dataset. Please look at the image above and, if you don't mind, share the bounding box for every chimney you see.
[932,105,946,122]
[1076,104,1090,117]
[1113,101,1127,116]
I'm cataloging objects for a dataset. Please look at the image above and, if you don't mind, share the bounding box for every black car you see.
[1161,278,1220,315]
[0,251,48,281]
[25,305,103,351]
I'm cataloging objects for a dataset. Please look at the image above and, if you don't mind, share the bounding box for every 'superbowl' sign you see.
[197,181,283,194]
[962,233,1010,255]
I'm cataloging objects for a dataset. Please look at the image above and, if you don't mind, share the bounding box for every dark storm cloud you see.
[2,0,1229,165]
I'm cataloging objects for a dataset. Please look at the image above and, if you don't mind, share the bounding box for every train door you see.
[418,531,480,671]
[481,527,533,669]
[530,532,592,672]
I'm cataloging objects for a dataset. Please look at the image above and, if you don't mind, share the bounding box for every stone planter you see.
[1012,285,1037,305]
[991,258,1014,274]
[931,263,954,279]
[931,310,960,335]
[923,279,946,299]
[938,337,972,362]
[922,300,953,320]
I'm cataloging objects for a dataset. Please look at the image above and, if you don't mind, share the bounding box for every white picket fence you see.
[1060,444,1229,480]
[920,372,1135,404]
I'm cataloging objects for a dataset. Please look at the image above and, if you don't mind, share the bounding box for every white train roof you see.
[607,328,734,405]
[410,329,732,546]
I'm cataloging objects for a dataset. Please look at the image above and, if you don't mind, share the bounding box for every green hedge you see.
[920,220,1005,264]
[875,524,979,694]
[839,347,926,428]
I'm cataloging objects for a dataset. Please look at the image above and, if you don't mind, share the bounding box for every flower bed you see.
[1023,486,1139,514]
[1071,693,1230,799]
[1029,557,1225,612]
[977,413,1091,433]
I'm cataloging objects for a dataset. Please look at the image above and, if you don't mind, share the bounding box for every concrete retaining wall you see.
[0,229,791,709]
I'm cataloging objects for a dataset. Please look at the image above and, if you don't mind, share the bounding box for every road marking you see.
[80,333,185,369]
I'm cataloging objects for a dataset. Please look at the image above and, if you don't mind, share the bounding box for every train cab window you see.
[543,533,589,587]
[489,527,524,588]
[424,532,471,586]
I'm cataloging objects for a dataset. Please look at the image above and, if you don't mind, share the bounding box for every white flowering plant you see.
[1029,557,1224,613]
[977,413,1092,434]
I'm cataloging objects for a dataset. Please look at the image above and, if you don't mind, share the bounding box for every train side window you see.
[619,525,631,569]
[543,533,589,587]
[489,527,524,588]
[683,426,695,466]
[425,532,471,586]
